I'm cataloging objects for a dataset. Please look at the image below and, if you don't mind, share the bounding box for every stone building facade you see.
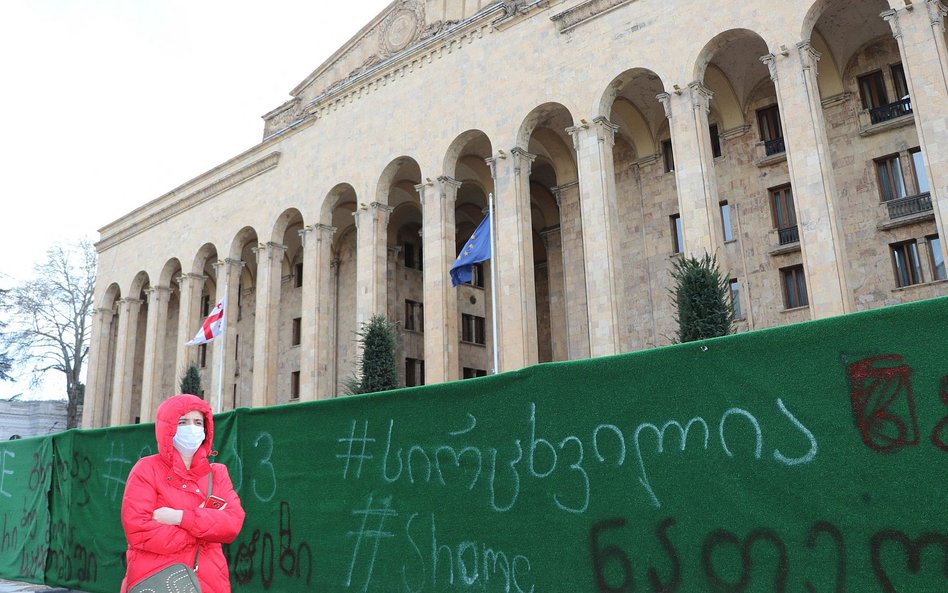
[84,0,948,427]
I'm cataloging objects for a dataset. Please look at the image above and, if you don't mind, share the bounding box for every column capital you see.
[144,285,171,303]
[485,150,508,180]
[929,1,948,29]
[593,116,620,144]
[688,81,714,112]
[176,272,206,284]
[117,297,143,308]
[353,202,394,229]
[438,175,463,191]
[656,92,673,119]
[510,147,537,176]
[551,181,579,208]
[881,9,902,38]
[796,41,822,74]
[759,53,779,81]
[299,224,336,246]
[95,307,115,317]
[414,180,434,205]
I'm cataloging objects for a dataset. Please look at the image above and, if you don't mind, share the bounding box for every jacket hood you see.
[155,394,215,477]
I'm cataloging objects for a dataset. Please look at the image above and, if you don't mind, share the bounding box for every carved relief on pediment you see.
[378,2,426,57]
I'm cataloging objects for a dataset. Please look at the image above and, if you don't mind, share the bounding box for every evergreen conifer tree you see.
[345,315,400,395]
[670,252,734,343]
[180,362,203,396]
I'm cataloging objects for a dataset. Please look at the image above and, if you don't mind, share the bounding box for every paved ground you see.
[0,580,87,593]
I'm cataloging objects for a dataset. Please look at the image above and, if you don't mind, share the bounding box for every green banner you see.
[2,297,948,592]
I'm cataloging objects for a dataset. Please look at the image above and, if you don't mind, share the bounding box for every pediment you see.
[291,0,455,105]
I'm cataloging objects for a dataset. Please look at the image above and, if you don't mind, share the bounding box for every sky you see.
[0,0,391,398]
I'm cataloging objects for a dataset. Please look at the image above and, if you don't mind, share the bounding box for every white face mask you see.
[173,424,205,456]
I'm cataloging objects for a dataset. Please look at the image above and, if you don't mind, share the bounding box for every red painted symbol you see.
[846,355,919,453]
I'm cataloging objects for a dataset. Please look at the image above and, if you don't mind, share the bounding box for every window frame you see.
[875,153,907,202]
[670,213,683,254]
[405,358,425,387]
[781,265,809,310]
[858,70,889,110]
[908,148,930,196]
[769,185,797,231]
[709,124,722,159]
[404,299,424,332]
[729,278,743,320]
[290,371,300,400]
[891,63,909,100]
[926,235,946,282]
[461,313,487,345]
[294,262,303,288]
[662,139,675,173]
[756,104,783,143]
[891,239,923,288]
[291,317,302,347]
[720,201,733,242]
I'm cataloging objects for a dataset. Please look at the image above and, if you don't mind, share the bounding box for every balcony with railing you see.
[887,192,932,220]
[778,225,799,246]
[870,96,913,125]
[764,136,785,156]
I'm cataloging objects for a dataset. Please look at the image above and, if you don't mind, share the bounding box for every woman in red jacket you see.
[121,394,245,593]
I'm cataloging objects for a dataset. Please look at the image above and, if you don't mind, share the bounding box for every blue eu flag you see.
[450,213,492,287]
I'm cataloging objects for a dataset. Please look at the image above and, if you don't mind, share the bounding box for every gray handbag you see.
[127,471,212,593]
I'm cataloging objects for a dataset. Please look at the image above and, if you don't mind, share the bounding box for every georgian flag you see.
[185,296,226,346]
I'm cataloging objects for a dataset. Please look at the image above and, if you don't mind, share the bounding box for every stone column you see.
[539,226,566,361]
[657,85,721,256]
[299,224,336,401]
[883,3,948,269]
[251,242,287,408]
[762,47,851,317]
[109,298,142,426]
[487,149,539,371]
[551,182,590,359]
[354,202,394,324]
[419,176,461,383]
[82,307,115,428]
[568,118,626,357]
[173,273,205,381]
[138,286,170,423]
[210,258,243,411]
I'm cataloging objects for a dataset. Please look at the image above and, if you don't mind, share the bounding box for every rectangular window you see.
[403,242,423,270]
[292,317,301,346]
[463,367,488,379]
[198,344,207,369]
[891,240,923,287]
[461,314,487,345]
[294,262,303,288]
[910,148,930,195]
[781,265,809,309]
[892,63,909,100]
[927,235,946,281]
[729,279,743,320]
[858,70,889,109]
[720,201,733,242]
[876,155,907,202]
[290,371,300,400]
[770,185,797,231]
[235,334,239,361]
[201,294,211,317]
[662,139,675,172]
[757,105,783,141]
[671,214,683,254]
[465,263,485,288]
[405,358,425,387]
[404,300,424,332]
[709,124,722,158]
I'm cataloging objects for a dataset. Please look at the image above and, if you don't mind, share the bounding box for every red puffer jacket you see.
[121,394,245,593]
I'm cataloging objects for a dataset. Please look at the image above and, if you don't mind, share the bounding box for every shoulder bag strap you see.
[193,469,213,571]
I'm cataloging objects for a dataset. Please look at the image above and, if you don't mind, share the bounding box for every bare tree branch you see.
[0,238,96,428]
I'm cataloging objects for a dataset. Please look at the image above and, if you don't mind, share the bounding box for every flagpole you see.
[488,192,500,374]
[214,283,227,415]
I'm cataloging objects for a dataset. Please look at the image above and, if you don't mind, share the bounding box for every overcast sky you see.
[0,0,391,398]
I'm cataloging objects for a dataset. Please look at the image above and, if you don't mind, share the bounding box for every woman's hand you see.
[152,507,184,525]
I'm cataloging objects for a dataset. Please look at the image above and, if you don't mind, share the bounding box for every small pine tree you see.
[180,362,203,396]
[345,315,400,395]
[670,252,734,343]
